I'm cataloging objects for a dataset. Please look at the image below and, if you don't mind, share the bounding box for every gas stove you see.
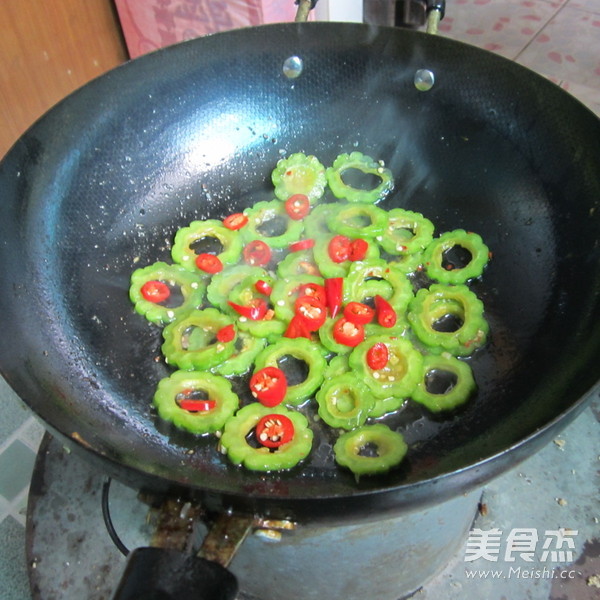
[26,400,599,599]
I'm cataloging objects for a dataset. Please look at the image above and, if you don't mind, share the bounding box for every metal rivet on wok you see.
[283,55,304,79]
[414,69,435,91]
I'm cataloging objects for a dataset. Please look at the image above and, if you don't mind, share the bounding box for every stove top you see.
[25,401,599,599]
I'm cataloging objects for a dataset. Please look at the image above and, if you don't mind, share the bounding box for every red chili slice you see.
[332,317,365,347]
[249,367,288,407]
[216,324,236,343]
[140,280,170,303]
[366,342,389,370]
[349,238,369,261]
[294,295,327,332]
[343,302,375,325]
[289,238,315,252]
[228,298,268,321]
[223,212,249,230]
[283,315,312,340]
[296,282,326,306]
[285,194,310,220]
[327,235,352,263]
[195,253,223,274]
[255,414,295,448]
[374,295,397,328]
[324,277,343,318]
[178,397,217,413]
[243,240,272,266]
[255,279,273,296]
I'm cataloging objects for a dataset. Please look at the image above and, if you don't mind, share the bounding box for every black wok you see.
[0,22,599,524]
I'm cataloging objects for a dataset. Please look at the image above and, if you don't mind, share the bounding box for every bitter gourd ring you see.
[423,229,490,284]
[334,424,408,476]
[129,261,205,325]
[171,219,243,271]
[153,370,239,435]
[411,353,476,412]
[407,283,488,356]
[326,152,394,204]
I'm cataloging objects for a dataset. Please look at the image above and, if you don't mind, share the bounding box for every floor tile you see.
[568,0,600,14]
[0,377,30,445]
[18,417,46,452]
[516,5,600,88]
[0,516,30,600]
[438,0,563,59]
[0,440,37,502]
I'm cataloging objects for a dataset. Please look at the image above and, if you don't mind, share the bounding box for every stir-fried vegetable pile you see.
[130,151,490,476]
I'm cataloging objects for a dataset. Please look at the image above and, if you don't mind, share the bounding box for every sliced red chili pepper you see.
[332,317,365,347]
[228,298,268,321]
[249,367,287,407]
[284,194,310,220]
[177,390,218,413]
[327,235,352,263]
[366,342,389,370]
[343,301,375,325]
[255,279,273,296]
[324,277,343,318]
[349,238,369,261]
[140,280,170,303]
[255,414,295,448]
[195,253,223,274]
[216,324,236,343]
[223,212,249,230]
[243,240,272,266]
[374,295,397,328]
[296,282,326,306]
[283,315,312,340]
[294,295,327,332]
[289,238,315,252]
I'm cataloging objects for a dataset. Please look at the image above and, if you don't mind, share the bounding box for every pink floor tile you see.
[439,0,563,59]
[568,0,600,14]
[516,5,600,88]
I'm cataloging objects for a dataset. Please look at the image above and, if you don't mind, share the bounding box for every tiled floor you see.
[0,1,599,598]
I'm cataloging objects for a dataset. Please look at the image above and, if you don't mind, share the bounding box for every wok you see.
[0,21,599,527]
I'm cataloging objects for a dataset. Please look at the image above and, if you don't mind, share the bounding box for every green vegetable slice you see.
[344,259,414,314]
[242,200,304,249]
[423,229,490,284]
[369,395,406,419]
[162,308,236,370]
[411,353,476,412]
[349,334,423,399]
[326,152,394,204]
[253,338,327,406]
[220,403,313,471]
[207,265,268,311]
[277,249,320,278]
[153,370,239,435]
[326,203,388,239]
[407,284,488,356]
[334,424,407,476]
[270,275,325,322]
[379,209,435,255]
[212,332,267,377]
[324,355,350,379]
[316,373,373,430]
[129,261,205,325]
[171,219,243,271]
[271,153,327,204]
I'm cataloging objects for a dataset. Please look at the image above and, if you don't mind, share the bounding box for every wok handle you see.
[111,547,239,600]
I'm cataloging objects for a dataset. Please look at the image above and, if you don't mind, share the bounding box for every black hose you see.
[101,478,130,557]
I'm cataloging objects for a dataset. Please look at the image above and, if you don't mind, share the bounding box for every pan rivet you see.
[283,56,303,79]
[414,69,435,91]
